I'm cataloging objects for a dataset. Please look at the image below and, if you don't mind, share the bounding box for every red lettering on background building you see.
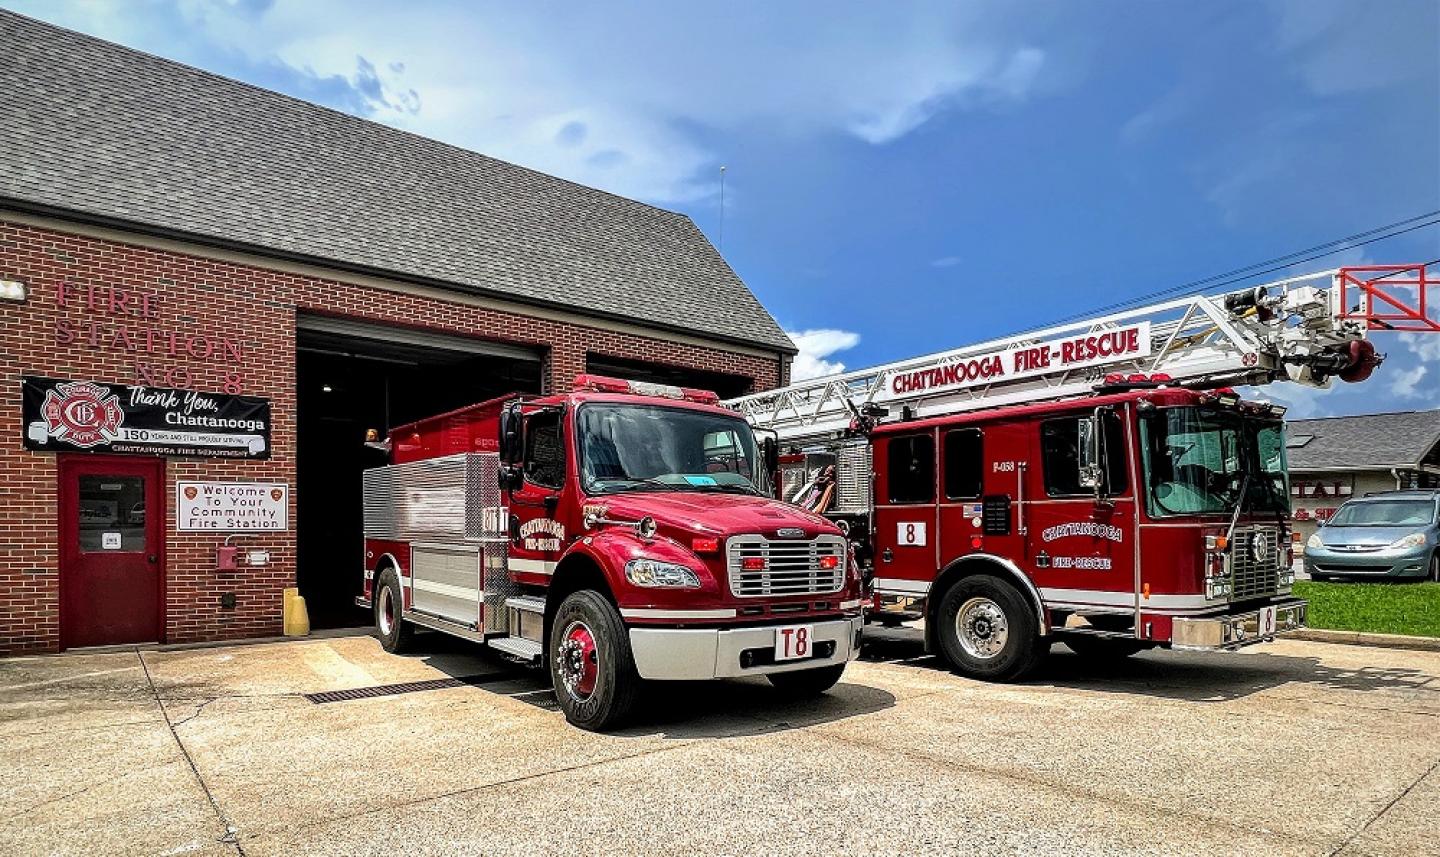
[49,279,247,392]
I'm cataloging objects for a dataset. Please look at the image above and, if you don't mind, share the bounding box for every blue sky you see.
[9,0,1439,417]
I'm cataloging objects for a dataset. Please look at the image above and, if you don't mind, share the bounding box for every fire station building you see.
[0,12,795,654]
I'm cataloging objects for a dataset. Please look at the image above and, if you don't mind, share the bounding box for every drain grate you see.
[304,673,515,704]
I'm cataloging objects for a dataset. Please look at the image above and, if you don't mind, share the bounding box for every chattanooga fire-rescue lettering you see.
[518,517,565,552]
[888,324,1149,397]
[1041,522,1125,543]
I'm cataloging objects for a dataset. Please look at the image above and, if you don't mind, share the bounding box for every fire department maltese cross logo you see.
[41,381,125,448]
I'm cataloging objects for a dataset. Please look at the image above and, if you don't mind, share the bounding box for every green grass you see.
[1293,580,1440,638]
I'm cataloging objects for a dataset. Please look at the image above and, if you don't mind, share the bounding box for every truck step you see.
[487,635,544,665]
[505,595,546,616]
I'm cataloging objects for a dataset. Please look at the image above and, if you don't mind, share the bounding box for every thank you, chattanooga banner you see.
[22,376,271,459]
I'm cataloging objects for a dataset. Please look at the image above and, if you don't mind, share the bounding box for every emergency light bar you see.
[572,374,721,405]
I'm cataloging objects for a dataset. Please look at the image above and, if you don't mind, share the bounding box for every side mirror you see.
[1077,413,1104,496]
[761,436,779,476]
[498,403,522,464]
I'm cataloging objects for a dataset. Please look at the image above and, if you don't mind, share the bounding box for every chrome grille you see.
[1229,525,1282,600]
[727,535,847,597]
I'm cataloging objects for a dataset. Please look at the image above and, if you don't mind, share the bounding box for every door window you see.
[943,429,983,500]
[887,434,935,504]
[1041,414,1129,496]
[78,475,147,552]
[524,413,565,488]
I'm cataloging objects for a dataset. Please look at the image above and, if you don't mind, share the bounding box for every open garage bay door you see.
[297,316,542,628]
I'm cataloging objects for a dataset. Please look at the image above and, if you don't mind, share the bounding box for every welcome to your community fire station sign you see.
[21,376,272,459]
[177,481,289,531]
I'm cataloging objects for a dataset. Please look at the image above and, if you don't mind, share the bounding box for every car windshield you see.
[576,403,765,496]
[1139,407,1288,517]
[1327,500,1436,527]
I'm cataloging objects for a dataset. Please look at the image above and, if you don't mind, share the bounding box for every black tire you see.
[934,574,1043,681]
[1429,552,1440,583]
[1063,635,1148,659]
[549,590,640,732]
[767,664,846,697]
[374,568,414,654]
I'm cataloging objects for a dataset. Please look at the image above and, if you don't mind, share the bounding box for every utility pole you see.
[718,165,727,252]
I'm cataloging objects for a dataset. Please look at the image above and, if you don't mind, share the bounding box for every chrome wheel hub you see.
[378,587,395,636]
[557,621,599,701]
[956,597,1009,660]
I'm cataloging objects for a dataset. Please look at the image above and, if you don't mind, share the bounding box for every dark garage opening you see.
[585,353,756,399]
[296,318,542,628]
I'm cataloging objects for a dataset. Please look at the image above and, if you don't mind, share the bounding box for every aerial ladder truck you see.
[727,264,1438,680]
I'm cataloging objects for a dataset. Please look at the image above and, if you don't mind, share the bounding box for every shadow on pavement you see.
[394,629,898,738]
[860,624,1439,704]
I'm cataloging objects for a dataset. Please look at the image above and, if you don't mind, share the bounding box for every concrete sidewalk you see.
[3,630,1437,855]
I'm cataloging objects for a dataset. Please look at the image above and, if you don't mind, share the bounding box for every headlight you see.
[625,558,701,588]
[1306,533,1322,549]
[1387,532,1428,549]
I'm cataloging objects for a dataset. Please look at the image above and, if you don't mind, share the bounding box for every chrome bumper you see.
[1171,599,1307,651]
[629,616,863,681]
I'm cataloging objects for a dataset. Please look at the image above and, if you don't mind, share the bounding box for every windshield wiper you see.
[605,477,681,493]
[690,483,762,496]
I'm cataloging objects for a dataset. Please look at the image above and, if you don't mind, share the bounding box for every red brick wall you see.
[0,219,784,654]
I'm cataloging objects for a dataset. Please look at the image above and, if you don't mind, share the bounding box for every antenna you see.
[718,165,727,252]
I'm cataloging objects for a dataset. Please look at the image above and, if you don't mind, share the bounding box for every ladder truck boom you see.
[729,264,1436,442]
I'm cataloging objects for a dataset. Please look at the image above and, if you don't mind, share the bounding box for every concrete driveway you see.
[2,629,1437,856]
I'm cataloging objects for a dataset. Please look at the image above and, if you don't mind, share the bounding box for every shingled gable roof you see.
[0,10,794,354]
[1285,408,1440,472]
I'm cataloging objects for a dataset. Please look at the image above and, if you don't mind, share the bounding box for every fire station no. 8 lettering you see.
[883,322,1152,400]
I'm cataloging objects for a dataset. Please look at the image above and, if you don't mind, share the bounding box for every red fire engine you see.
[357,375,865,730]
[728,264,1438,680]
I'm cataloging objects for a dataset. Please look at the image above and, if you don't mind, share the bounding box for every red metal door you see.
[871,429,940,596]
[59,455,164,648]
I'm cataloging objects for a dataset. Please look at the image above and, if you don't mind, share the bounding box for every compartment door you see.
[410,543,482,627]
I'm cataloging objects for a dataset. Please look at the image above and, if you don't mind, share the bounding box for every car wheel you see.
[1430,552,1439,583]
[767,664,846,697]
[549,590,640,732]
[934,575,1042,682]
[374,568,414,654]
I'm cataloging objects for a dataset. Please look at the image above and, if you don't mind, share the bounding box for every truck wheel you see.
[767,664,846,697]
[549,590,640,732]
[935,575,1042,681]
[374,568,414,654]
[1064,635,1147,659]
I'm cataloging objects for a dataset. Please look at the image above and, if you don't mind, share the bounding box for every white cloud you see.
[787,328,861,381]
[1388,363,1429,399]
[931,256,962,268]
[14,1,1062,205]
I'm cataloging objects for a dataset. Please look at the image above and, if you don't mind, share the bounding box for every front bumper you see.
[630,616,863,680]
[1171,599,1307,651]
[1304,549,1431,579]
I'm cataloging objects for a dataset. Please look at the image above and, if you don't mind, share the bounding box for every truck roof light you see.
[572,374,721,404]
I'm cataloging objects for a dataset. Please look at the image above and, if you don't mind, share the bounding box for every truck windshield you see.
[577,403,764,496]
[1139,407,1288,517]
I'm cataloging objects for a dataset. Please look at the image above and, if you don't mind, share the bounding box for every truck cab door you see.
[871,430,939,598]
[1025,409,1137,612]
[506,407,571,584]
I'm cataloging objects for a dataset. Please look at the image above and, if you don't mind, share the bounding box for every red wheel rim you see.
[558,621,599,700]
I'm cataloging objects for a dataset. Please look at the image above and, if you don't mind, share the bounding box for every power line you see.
[1052,209,1440,324]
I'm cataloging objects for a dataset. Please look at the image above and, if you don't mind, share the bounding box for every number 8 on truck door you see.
[898,522,927,546]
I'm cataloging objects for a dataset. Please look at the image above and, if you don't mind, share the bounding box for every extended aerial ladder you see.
[729,264,1438,444]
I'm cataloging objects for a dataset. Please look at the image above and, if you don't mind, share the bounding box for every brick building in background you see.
[0,11,794,654]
